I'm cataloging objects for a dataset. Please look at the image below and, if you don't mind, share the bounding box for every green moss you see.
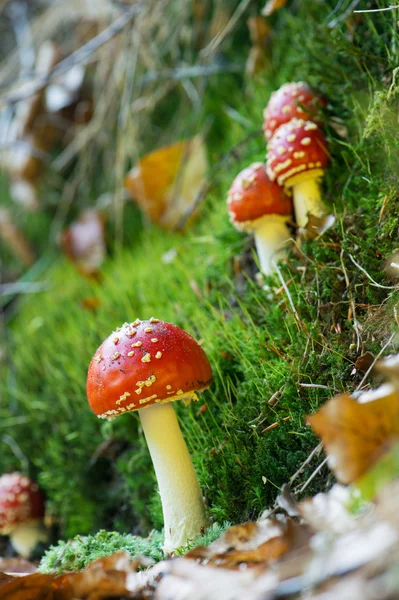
[2,0,399,544]
[39,523,228,574]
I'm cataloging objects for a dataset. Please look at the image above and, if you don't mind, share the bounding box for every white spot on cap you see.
[141,353,151,363]
[301,137,312,146]
[155,351,162,359]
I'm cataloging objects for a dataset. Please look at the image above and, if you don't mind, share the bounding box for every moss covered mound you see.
[1,0,399,542]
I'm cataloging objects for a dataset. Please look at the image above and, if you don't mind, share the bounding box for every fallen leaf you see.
[307,385,399,484]
[60,210,106,277]
[185,519,299,569]
[376,354,399,392]
[0,558,36,575]
[299,213,336,240]
[299,484,357,533]
[351,351,375,375]
[0,552,146,599]
[246,17,271,76]
[124,136,208,230]
[261,0,287,17]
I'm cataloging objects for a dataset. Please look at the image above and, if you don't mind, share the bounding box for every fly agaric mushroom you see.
[227,162,293,275]
[0,473,47,558]
[87,319,212,552]
[263,82,324,141]
[266,118,329,229]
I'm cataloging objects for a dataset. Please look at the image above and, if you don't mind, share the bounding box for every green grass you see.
[1,0,399,555]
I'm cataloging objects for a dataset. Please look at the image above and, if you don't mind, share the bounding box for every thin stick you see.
[348,253,397,290]
[289,441,323,485]
[355,333,396,391]
[354,5,399,13]
[0,3,144,109]
[297,457,328,494]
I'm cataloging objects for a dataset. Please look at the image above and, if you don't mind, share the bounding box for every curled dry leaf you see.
[307,385,399,484]
[376,354,399,392]
[0,551,146,599]
[0,558,36,575]
[261,0,287,17]
[299,213,336,240]
[184,519,302,569]
[60,210,106,277]
[124,136,208,230]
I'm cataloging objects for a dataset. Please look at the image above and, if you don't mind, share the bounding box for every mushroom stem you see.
[253,214,291,275]
[9,519,47,558]
[139,401,207,552]
[291,176,327,228]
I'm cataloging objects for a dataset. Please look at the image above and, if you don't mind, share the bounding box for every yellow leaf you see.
[307,386,399,484]
[261,0,287,17]
[124,136,208,230]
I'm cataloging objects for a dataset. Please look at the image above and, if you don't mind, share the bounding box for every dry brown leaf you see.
[60,210,106,277]
[299,213,336,240]
[124,136,208,230]
[185,519,301,569]
[261,0,287,17]
[307,386,399,484]
[351,351,375,375]
[0,558,36,575]
[0,552,146,599]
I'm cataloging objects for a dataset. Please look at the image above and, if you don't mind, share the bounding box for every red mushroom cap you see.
[227,162,292,231]
[266,119,329,188]
[263,82,325,141]
[0,473,45,535]
[87,319,212,419]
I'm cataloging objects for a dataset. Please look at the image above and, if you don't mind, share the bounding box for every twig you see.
[299,383,338,391]
[348,253,397,290]
[273,260,302,327]
[355,332,396,391]
[0,281,49,295]
[354,5,399,13]
[289,442,323,485]
[297,457,328,494]
[142,63,241,85]
[0,3,144,109]
[1,435,29,473]
[340,249,361,352]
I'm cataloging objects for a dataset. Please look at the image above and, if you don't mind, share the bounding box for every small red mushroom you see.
[0,473,47,558]
[87,319,212,552]
[263,82,325,141]
[266,118,329,228]
[227,162,293,275]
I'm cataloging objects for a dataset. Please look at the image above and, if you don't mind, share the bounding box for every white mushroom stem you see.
[9,519,48,558]
[290,175,327,228]
[253,214,292,275]
[139,401,207,552]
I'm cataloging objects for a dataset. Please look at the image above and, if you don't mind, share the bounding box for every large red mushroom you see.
[227,162,293,275]
[263,82,324,141]
[266,118,329,228]
[0,473,46,558]
[87,318,212,552]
